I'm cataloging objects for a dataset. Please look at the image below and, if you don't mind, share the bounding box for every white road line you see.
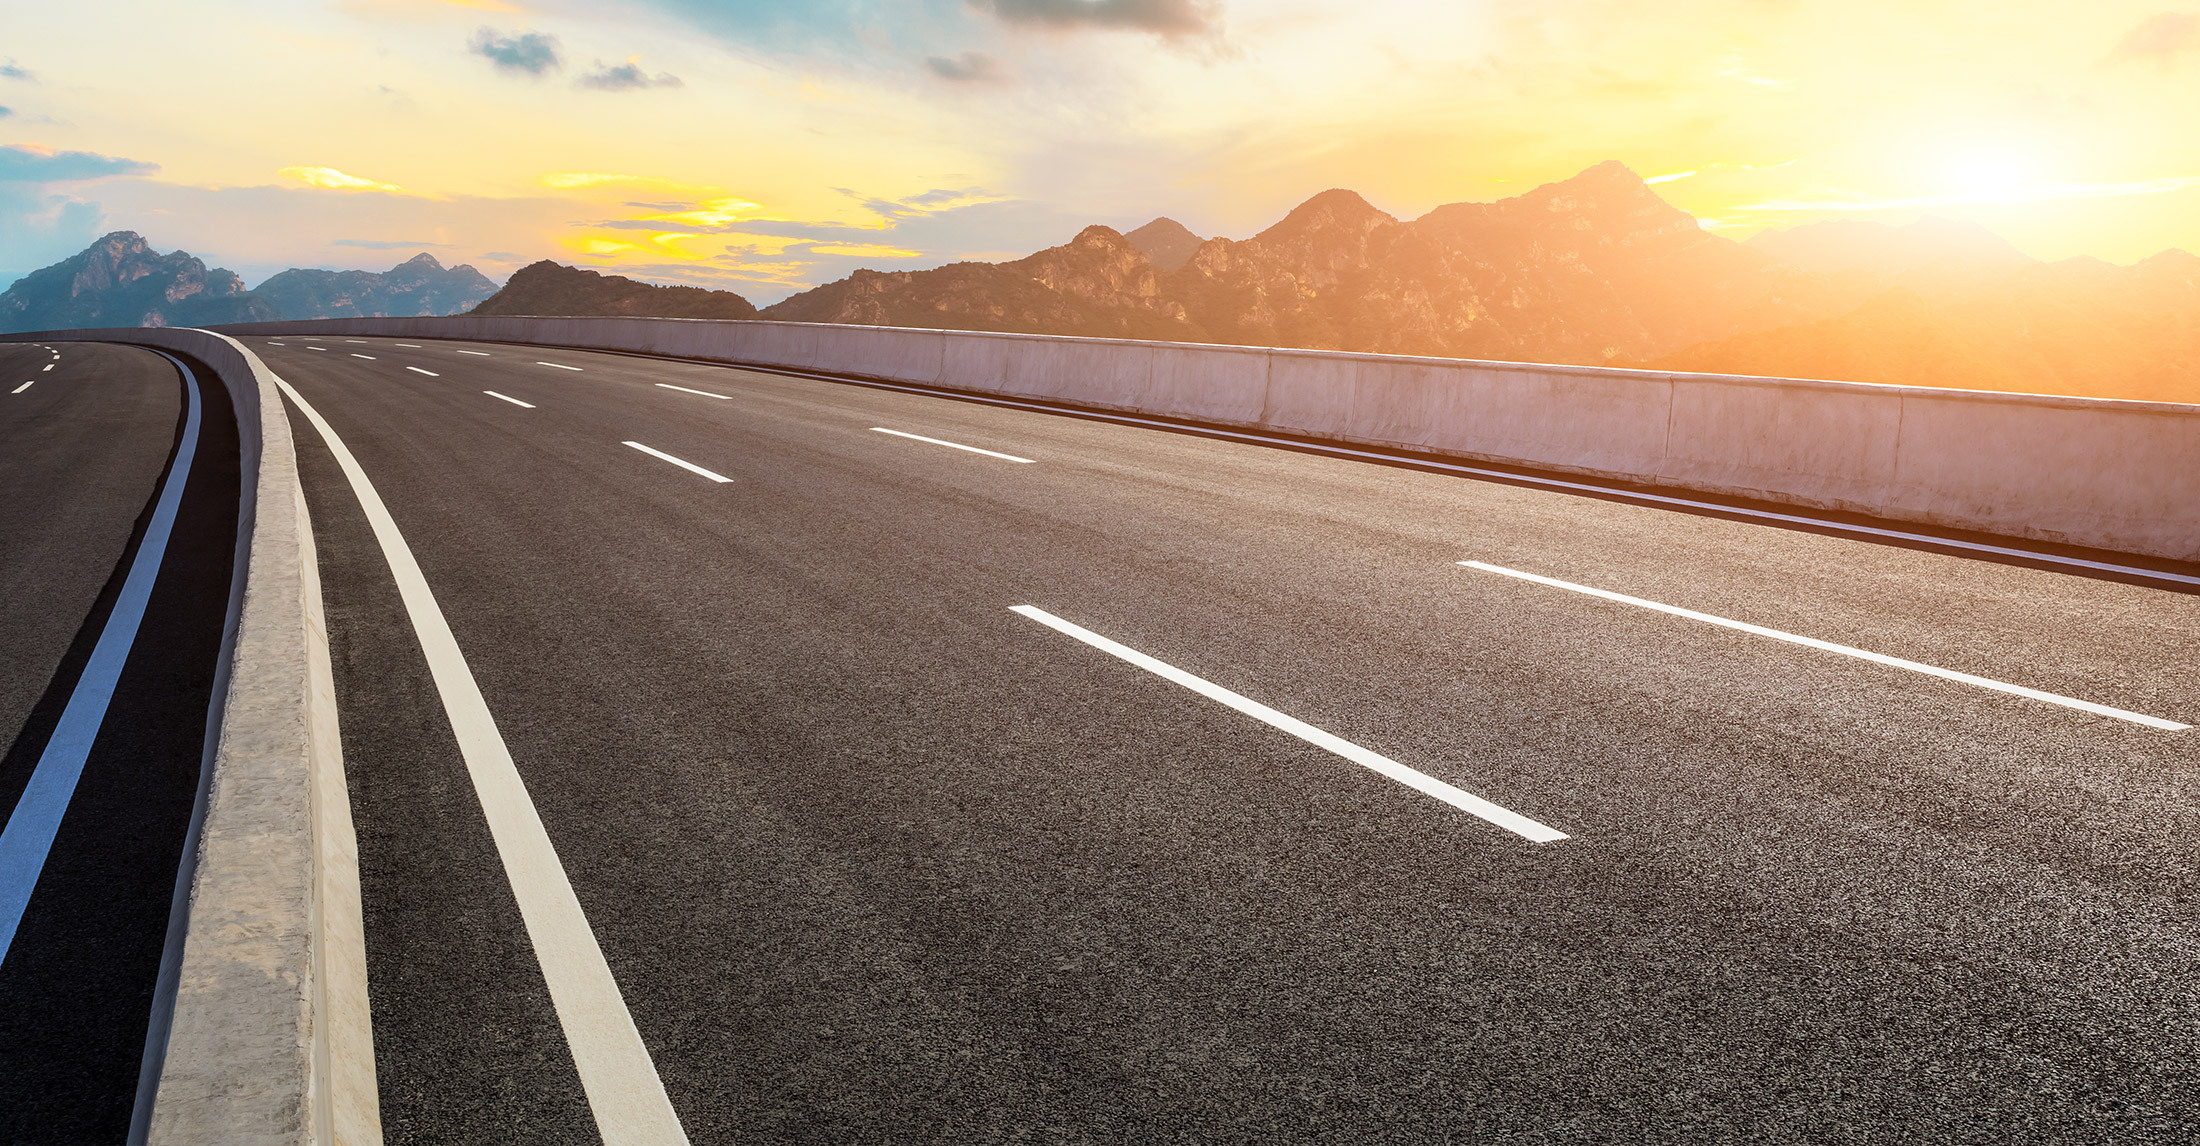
[623,441,731,483]
[456,350,492,356]
[343,339,369,343]
[10,381,30,394]
[538,361,582,371]
[275,376,690,1146]
[1460,561,2188,730]
[1011,606,1568,842]
[395,343,423,348]
[42,364,53,371]
[485,391,535,408]
[351,354,376,360]
[267,341,287,346]
[691,355,2200,591]
[870,427,1035,463]
[0,359,203,964]
[655,383,732,400]
[309,346,328,351]
[407,367,440,377]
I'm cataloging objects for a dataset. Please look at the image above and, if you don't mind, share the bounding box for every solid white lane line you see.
[351,354,376,360]
[1011,606,1569,842]
[10,381,29,394]
[1461,561,2188,730]
[456,350,492,356]
[275,376,690,1145]
[655,383,732,400]
[538,361,582,371]
[485,391,535,408]
[0,359,203,964]
[623,441,731,483]
[407,367,440,377]
[870,427,1035,463]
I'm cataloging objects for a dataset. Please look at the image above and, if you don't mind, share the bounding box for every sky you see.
[4,0,2199,303]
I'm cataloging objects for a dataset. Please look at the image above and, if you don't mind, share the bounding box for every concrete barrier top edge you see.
[13,318,2190,418]
[185,317,2197,418]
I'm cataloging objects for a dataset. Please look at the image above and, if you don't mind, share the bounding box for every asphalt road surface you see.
[242,333,2200,1142]
[0,340,239,1142]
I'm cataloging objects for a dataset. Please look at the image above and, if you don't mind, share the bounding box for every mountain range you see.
[0,233,496,332]
[753,163,2199,404]
[6,169,2195,404]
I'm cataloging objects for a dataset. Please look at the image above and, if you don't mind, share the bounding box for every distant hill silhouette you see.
[255,253,496,319]
[470,260,757,319]
[764,225,1188,338]
[760,162,1873,364]
[1124,217,1204,272]
[0,232,276,332]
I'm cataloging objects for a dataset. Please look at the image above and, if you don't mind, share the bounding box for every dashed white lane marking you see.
[309,346,328,351]
[655,383,732,400]
[456,350,492,356]
[351,354,376,360]
[267,341,287,346]
[1460,561,2189,730]
[538,361,582,371]
[11,381,32,394]
[870,427,1035,463]
[343,339,370,343]
[623,441,731,482]
[407,367,439,377]
[395,343,423,348]
[42,364,53,371]
[276,376,691,1146]
[1010,606,1569,842]
[484,391,535,408]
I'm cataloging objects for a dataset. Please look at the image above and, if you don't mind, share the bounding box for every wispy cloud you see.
[971,0,1221,39]
[926,51,1004,82]
[2108,11,2200,64]
[0,144,157,183]
[470,28,561,75]
[277,165,437,198]
[1644,170,1697,184]
[576,59,684,91]
[0,59,32,81]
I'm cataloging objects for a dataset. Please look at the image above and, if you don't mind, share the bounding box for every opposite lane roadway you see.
[254,332,2200,1144]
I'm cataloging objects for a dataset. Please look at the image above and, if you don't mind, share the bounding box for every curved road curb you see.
[1,328,379,1145]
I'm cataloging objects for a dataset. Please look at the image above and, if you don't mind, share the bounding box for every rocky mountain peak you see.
[1259,188,1395,242]
[1124,217,1204,272]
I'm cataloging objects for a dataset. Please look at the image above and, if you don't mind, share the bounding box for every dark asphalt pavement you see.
[0,340,241,1143]
[256,331,2200,1144]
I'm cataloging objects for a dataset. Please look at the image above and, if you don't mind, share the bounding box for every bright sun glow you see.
[1941,148,2041,201]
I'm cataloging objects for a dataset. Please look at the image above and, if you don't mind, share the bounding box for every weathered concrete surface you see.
[1,327,379,1145]
[211,316,2200,562]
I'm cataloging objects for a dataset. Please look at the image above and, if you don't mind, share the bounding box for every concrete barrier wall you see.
[212,315,2200,563]
[3,328,378,1145]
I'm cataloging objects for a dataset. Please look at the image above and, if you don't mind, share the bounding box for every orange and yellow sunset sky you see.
[6,0,2199,301]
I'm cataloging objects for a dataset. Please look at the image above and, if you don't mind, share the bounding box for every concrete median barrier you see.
[211,315,2200,563]
[1,327,378,1145]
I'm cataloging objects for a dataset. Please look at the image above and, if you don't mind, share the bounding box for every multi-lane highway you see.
[7,329,2199,1142]
[0,340,239,1142]
[225,333,2200,1143]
